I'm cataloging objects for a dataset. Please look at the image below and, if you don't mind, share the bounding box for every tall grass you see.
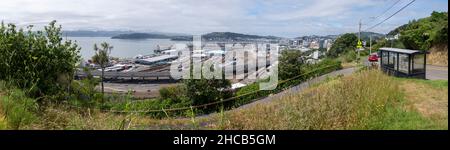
[0,89,38,129]
[215,69,437,130]
[0,81,128,130]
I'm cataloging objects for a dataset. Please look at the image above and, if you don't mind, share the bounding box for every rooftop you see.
[379,47,428,54]
[138,54,178,63]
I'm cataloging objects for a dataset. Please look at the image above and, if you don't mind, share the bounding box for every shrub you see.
[159,85,188,103]
[328,33,358,58]
[279,50,305,80]
[0,21,80,98]
[69,77,101,107]
[183,79,232,107]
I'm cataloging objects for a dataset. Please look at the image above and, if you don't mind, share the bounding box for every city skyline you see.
[0,0,448,38]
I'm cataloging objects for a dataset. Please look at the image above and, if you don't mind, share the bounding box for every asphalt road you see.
[426,65,448,80]
[363,58,448,80]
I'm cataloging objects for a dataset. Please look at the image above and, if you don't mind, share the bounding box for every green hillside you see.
[393,11,448,51]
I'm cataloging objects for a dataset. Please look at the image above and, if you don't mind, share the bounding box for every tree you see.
[398,11,448,50]
[327,33,358,58]
[183,78,232,107]
[279,50,304,80]
[92,42,113,98]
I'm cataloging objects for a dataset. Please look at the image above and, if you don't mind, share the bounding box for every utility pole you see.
[369,34,372,55]
[391,36,394,48]
[358,19,362,64]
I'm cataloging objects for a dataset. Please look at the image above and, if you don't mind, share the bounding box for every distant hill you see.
[63,30,190,38]
[111,33,171,39]
[202,32,282,41]
[360,32,385,41]
[295,32,384,41]
[111,33,193,41]
[109,32,282,41]
[62,30,133,37]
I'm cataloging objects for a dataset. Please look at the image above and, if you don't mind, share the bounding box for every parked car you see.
[368,53,379,62]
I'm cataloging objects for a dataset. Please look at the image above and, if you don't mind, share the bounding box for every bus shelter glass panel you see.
[387,52,395,68]
[399,54,409,73]
[412,54,425,73]
[382,51,389,65]
[388,52,397,69]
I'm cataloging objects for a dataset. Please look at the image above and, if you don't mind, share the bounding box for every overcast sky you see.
[0,0,447,37]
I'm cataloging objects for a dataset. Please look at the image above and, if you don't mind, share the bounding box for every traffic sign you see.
[357,40,363,48]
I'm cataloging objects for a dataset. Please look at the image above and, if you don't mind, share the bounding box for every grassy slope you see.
[397,78,448,129]
[0,99,6,129]
[0,83,7,129]
[184,69,447,130]
[1,70,447,130]
[0,81,128,130]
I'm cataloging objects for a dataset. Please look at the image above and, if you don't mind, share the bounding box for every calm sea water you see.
[67,37,186,60]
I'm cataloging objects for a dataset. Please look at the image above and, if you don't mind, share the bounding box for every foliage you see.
[92,42,113,96]
[159,85,189,103]
[279,50,305,80]
[69,73,101,107]
[397,11,448,50]
[0,21,80,98]
[327,33,358,58]
[183,79,232,107]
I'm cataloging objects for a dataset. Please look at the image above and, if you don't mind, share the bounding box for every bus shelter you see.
[379,48,429,79]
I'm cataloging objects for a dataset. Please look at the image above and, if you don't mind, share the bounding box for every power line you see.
[363,0,401,25]
[364,0,416,31]
[373,0,401,20]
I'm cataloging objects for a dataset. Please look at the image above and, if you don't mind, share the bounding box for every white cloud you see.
[0,0,447,37]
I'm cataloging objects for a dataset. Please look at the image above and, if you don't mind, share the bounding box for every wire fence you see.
[65,63,342,114]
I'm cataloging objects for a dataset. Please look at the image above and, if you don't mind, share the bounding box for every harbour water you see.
[67,37,187,60]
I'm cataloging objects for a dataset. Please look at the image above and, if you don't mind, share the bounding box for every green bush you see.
[183,79,232,107]
[342,50,357,63]
[234,81,272,107]
[159,85,188,103]
[398,11,448,50]
[279,50,305,80]
[328,33,358,58]
[0,21,80,98]
[69,76,101,107]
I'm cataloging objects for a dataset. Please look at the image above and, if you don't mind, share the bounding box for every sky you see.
[0,0,448,38]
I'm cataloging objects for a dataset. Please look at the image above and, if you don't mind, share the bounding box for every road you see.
[363,58,448,80]
[426,65,448,80]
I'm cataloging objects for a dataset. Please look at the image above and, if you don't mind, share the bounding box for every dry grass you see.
[341,62,357,69]
[427,45,448,66]
[399,80,448,129]
[25,105,136,130]
[0,105,6,130]
[203,69,402,130]
[1,71,447,130]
